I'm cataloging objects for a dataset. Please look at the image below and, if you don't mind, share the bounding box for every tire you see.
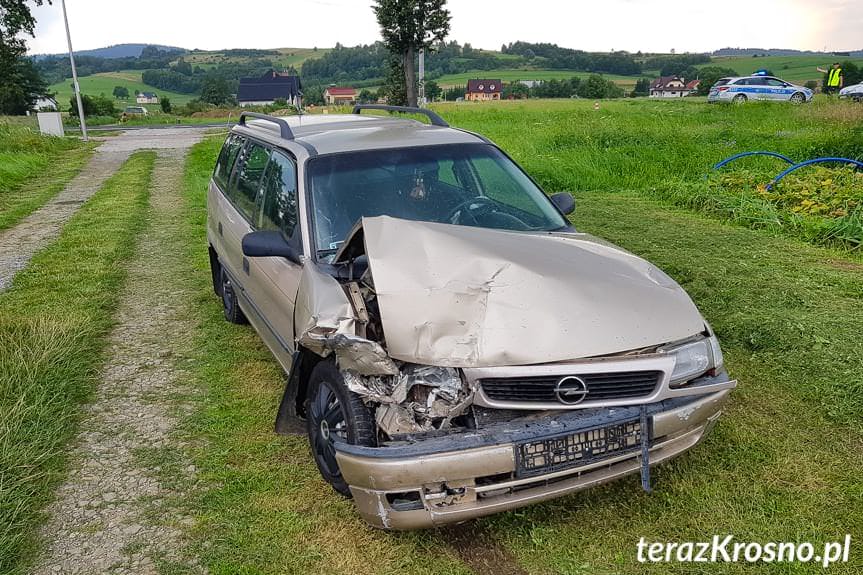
[305,360,376,496]
[733,94,747,104]
[220,267,248,324]
[208,247,222,297]
[790,92,805,104]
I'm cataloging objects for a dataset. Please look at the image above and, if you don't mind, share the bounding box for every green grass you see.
[0,122,94,231]
[0,152,155,575]
[435,68,639,88]
[48,70,196,110]
[167,98,863,573]
[701,55,863,85]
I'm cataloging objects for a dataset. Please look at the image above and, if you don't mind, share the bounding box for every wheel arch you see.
[275,345,325,433]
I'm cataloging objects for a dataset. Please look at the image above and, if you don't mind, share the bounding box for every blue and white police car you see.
[708,72,813,104]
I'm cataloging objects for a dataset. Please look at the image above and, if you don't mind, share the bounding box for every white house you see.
[136,92,159,104]
[33,96,58,111]
[649,76,698,98]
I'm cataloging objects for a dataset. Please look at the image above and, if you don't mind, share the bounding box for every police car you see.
[707,72,813,104]
[839,82,863,102]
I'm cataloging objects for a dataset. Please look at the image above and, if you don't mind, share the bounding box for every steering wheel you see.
[447,196,498,225]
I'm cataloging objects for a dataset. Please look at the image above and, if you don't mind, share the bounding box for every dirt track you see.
[33,131,206,574]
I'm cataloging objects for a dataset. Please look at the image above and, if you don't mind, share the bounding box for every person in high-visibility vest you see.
[816,63,844,94]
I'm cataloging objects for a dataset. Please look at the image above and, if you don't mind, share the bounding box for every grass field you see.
[435,68,640,89]
[48,70,196,110]
[3,97,863,573]
[182,47,330,70]
[0,152,155,574]
[701,55,863,85]
[0,122,94,231]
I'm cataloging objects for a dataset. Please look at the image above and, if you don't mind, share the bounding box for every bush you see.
[68,94,117,118]
[160,97,172,113]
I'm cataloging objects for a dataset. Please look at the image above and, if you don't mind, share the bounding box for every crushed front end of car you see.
[289,216,737,529]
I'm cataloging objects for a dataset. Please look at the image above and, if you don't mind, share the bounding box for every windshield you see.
[308,143,568,257]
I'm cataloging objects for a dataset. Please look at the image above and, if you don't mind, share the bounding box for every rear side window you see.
[214,134,244,190]
[259,152,301,250]
[228,140,271,221]
[712,78,731,87]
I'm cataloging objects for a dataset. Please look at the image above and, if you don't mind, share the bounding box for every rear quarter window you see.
[214,134,244,190]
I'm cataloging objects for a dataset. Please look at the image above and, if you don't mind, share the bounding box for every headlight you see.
[666,336,723,385]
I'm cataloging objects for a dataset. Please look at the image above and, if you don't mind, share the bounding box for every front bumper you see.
[336,383,734,530]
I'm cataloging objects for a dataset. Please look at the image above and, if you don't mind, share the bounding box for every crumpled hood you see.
[359,216,706,368]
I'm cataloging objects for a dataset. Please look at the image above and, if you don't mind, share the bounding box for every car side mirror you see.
[242,230,302,264]
[550,192,575,215]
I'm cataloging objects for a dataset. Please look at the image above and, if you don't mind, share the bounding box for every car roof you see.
[234,113,485,156]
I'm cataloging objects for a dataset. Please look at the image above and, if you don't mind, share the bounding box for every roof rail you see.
[351,104,449,127]
[238,112,294,139]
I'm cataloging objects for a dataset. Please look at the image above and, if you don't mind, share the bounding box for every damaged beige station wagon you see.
[207,106,737,529]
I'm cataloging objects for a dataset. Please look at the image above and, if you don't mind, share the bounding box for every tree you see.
[69,94,117,117]
[200,76,232,105]
[695,66,737,96]
[160,96,172,113]
[379,55,408,105]
[373,0,451,107]
[424,80,441,101]
[113,86,129,99]
[631,78,651,97]
[0,0,50,114]
[357,88,377,104]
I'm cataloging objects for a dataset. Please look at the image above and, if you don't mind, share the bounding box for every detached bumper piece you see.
[336,382,734,530]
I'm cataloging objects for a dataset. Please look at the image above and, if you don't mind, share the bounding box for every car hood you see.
[356,216,705,367]
[840,83,863,95]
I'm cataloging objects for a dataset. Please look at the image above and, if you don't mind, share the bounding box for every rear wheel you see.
[790,92,805,104]
[306,360,376,496]
[733,94,747,104]
[220,268,248,324]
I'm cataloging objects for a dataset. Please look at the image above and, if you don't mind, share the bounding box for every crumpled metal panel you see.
[360,216,706,367]
[327,333,399,375]
[294,264,356,356]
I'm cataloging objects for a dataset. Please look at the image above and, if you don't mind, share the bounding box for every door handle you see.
[243,257,250,275]
[218,221,223,236]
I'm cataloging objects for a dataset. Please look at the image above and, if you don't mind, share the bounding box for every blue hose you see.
[713,151,796,170]
[766,157,863,190]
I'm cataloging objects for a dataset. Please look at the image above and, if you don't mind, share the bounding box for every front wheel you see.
[306,360,376,496]
[790,92,806,104]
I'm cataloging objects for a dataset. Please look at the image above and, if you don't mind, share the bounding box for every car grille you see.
[480,371,661,403]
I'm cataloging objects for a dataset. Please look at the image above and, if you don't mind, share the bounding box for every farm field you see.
[2,98,863,573]
[701,54,863,84]
[182,46,330,69]
[47,70,196,110]
[435,68,640,89]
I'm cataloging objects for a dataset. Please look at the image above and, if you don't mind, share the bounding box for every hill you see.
[35,43,186,59]
[48,71,195,110]
[701,54,863,84]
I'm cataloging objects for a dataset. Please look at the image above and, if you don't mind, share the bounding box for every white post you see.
[61,0,87,141]
[418,49,426,106]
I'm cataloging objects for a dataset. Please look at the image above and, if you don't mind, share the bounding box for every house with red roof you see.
[324,87,358,106]
[649,76,699,98]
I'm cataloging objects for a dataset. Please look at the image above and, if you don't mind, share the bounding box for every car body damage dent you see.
[360,216,706,367]
[345,366,473,436]
[295,264,357,356]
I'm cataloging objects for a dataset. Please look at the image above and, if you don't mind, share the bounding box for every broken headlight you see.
[666,336,723,385]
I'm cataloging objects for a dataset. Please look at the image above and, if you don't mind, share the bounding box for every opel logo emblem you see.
[555,376,589,405]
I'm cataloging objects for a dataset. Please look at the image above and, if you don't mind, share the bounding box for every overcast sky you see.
[27,0,862,55]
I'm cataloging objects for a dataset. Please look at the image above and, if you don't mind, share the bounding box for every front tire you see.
[790,92,805,104]
[733,94,747,104]
[306,360,376,496]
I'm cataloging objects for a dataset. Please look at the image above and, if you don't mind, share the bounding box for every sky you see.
[27,0,862,55]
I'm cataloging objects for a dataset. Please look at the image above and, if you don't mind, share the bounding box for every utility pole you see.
[61,0,87,141]
[418,49,426,106]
